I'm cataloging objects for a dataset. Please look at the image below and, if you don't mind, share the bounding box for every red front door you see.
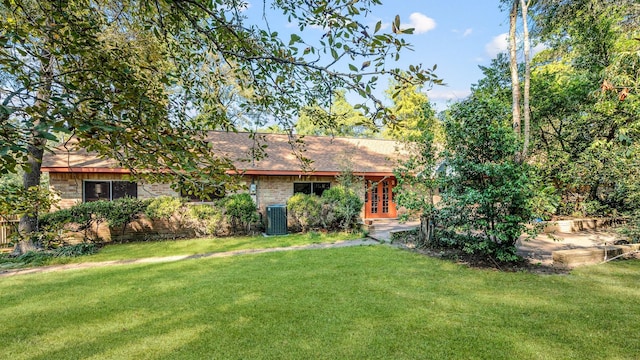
[364,178,397,219]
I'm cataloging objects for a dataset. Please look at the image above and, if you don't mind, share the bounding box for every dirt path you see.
[0,239,380,278]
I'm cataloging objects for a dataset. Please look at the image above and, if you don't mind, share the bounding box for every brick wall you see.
[49,173,177,209]
[49,172,370,220]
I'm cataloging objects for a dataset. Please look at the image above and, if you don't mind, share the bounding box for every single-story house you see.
[42,131,403,220]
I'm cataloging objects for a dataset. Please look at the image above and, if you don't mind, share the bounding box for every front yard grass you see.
[0,231,362,268]
[0,245,639,359]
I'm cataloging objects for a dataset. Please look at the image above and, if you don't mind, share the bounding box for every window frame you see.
[293,182,331,197]
[83,180,138,202]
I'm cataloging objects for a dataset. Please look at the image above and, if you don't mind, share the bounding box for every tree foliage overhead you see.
[1,0,436,180]
[1,0,437,252]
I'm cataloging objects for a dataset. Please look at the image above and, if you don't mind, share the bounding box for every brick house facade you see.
[42,132,401,220]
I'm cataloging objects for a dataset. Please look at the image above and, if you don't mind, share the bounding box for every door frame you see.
[364,176,397,219]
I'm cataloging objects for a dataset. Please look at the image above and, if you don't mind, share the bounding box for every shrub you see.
[39,198,149,241]
[321,186,363,231]
[188,204,226,236]
[106,197,149,230]
[222,194,259,234]
[437,95,533,262]
[287,193,323,232]
[145,196,185,220]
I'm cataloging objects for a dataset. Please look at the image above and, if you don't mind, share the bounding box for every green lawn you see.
[1,245,639,359]
[70,231,360,262]
[1,231,361,268]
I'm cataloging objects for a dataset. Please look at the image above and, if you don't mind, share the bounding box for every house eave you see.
[41,167,131,174]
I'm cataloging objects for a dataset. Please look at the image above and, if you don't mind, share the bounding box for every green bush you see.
[221,194,259,234]
[145,196,185,220]
[437,94,533,262]
[106,197,149,229]
[321,186,363,231]
[287,193,323,232]
[188,204,226,236]
[39,198,149,241]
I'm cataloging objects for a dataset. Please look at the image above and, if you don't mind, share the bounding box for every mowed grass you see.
[1,245,639,359]
[49,231,362,264]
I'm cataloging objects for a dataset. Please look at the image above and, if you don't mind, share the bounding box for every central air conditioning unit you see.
[266,205,287,235]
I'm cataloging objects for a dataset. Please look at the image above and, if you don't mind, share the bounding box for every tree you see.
[383,76,438,140]
[529,0,640,214]
[507,0,522,144]
[392,101,440,246]
[1,0,436,253]
[438,91,532,262]
[295,90,374,137]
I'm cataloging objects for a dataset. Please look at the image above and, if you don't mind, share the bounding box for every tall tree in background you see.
[520,0,532,158]
[503,0,533,160]
[383,76,438,141]
[508,0,522,143]
[0,0,436,253]
[295,90,374,137]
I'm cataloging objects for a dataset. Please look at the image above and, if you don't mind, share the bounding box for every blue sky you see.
[243,1,515,111]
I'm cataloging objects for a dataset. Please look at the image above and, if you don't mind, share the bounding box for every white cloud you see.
[426,89,471,101]
[485,33,508,58]
[532,42,547,56]
[403,13,436,34]
[462,28,473,37]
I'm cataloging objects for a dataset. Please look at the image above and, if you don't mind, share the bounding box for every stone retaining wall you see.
[542,217,625,233]
[553,244,640,267]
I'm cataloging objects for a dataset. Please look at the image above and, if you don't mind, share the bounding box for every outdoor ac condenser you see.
[266,205,287,235]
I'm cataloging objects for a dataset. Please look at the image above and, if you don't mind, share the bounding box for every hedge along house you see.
[41,131,402,220]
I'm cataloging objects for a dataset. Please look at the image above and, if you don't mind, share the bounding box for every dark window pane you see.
[313,182,330,196]
[113,181,137,199]
[293,183,312,195]
[85,181,111,202]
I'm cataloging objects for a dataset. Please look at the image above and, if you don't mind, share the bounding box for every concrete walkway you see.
[0,239,380,278]
[367,219,420,242]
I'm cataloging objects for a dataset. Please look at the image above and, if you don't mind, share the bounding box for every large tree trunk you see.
[509,0,522,140]
[521,0,531,159]
[13,48,54,256]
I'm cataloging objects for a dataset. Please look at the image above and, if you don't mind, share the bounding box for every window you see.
[293,182,330,196]
[84,181,137,202]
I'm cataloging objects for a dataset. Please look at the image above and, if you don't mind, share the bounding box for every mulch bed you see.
[393,232,570,275]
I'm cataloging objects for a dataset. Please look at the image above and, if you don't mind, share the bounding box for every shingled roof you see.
[42,131,402,176]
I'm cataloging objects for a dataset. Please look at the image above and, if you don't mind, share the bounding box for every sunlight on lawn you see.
[55,231,362,264]
[0,246,638,359]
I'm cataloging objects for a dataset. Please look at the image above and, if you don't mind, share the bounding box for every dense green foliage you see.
[321,186,364,231]
[220,193,260,233]
[187,204,226,237]
[37,195,261,244]
[287,185,363,232]
[145,196,185,221]
[392,100,440,246]
[528,0,640,215]
[1,0,434,182]
[295,90,375,137]
[287,193,323,232]
[437,93,532,262]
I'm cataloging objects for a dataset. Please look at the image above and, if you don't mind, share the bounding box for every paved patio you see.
[366,218,624,266]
